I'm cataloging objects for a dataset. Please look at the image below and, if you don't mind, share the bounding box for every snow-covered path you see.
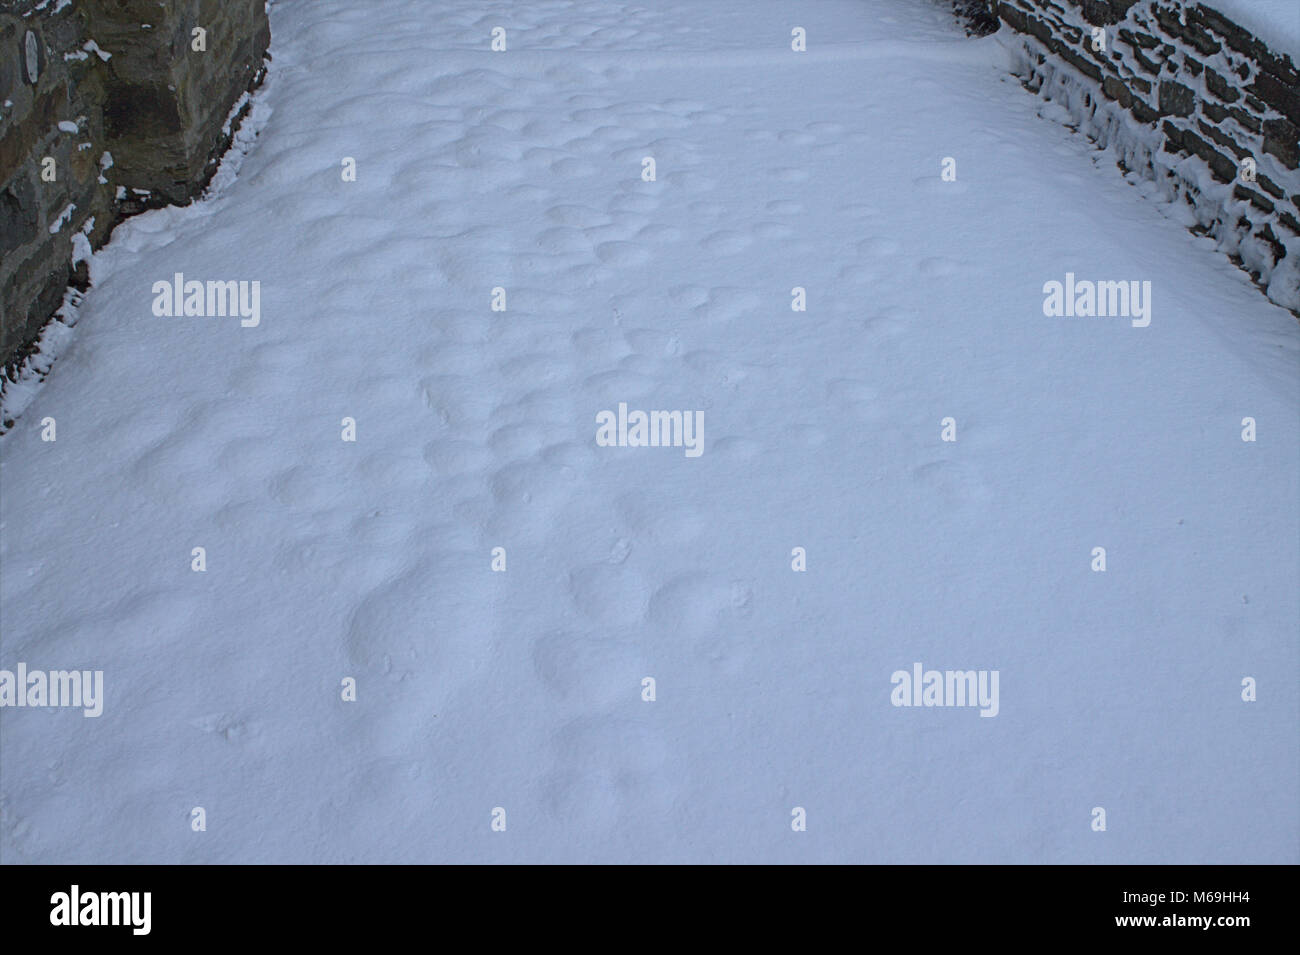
[1,0,1296,863]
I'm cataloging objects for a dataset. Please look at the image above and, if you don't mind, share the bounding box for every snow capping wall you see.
[991,0,1300,313]
[0,0,271,376]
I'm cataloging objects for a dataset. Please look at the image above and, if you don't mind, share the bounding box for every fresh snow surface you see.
[1,0,1297,864]
[1200,0,1300,59]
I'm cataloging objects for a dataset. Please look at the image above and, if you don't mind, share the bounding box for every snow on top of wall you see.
[1198,1,1300,60]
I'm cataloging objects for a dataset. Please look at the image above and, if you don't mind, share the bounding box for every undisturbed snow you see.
[1,0,1297,863]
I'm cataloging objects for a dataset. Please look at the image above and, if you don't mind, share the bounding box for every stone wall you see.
[983,0,1300,313]
[0,0,270,371]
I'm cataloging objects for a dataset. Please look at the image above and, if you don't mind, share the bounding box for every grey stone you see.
[1256,173,1284,199]
[1262,118,1300,169]
[1204,67,1240,103]
[1158,79,1196,116]
[0,174,38,256]
[1131,96,1159,124]
[1234,184,1274,213]
[1180,128,1244,182]
[1103,74,1133,107]
[1118,27,1161,50]
[1249,71,1300,126]
[23,30,40,84]
[0,0,270,368]
[1197,119,1250,159]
